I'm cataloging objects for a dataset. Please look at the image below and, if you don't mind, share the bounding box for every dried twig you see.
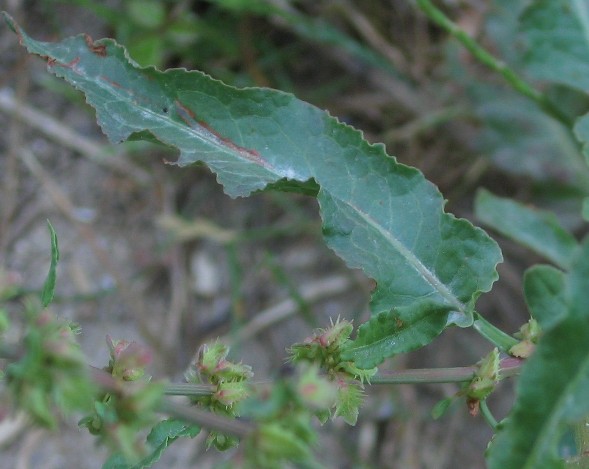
[0,88,151,185]
[230,274,353,344]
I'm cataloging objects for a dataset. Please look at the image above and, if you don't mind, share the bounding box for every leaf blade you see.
[475,189,578,269]
[523,265,567,331]
[41,220,59,307]
[486,240,589,469]
[4,13,503,367]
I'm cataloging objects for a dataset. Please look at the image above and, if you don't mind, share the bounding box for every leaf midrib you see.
[351,202,464,313]
[72,45,468,314]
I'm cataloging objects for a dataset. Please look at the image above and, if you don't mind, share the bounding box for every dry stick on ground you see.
[0,88,151,185]
[0,78,28,267]
[228,274,353,344]
[160,180,190,353]
[18,147,165,355]
[265,0,431,116]
[337,0,410,75]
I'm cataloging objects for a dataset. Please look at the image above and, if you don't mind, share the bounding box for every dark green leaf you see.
[342,302,451,369]
[4,14,502,367]
[486,240,589,469]
[523,265,567,331]
[41,220,59,307]
[475,189,578,269]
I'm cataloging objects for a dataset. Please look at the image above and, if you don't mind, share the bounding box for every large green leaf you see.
[4,14,502,367]
[520,0,589,92]
[486,240,589,469]
[475,189,578,269]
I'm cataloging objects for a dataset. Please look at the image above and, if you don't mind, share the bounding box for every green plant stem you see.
[370,356,522,385]
[480,399,498,430]
[164,383,215,397]
[158,398,255,439]
[371,366,476,384]
[415,0,573,127]
[473,312,519,352]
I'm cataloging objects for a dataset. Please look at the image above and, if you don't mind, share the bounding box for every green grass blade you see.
[41,220,59,308]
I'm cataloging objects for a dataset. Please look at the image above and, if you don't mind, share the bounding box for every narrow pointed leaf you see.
[523,265,567,331]
[487,240,589,469]
[475,189,578,269]
[4,14,502,367]
[41,220,59,307]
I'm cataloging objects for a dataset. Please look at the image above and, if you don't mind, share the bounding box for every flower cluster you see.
[289,318,376,425]
[79,336,164,462]
[185,341,253,450]
[4,305,93,429]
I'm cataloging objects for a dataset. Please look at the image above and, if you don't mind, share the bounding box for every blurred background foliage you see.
[3,0,589,467]
[37,0,589,218]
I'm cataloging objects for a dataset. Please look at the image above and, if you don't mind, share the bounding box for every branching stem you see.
[473,312,519,352]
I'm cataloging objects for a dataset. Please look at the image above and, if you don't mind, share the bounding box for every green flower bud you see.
[467,348,499,401]
[334,380,364,425]
[510,319,541,358]
[197,342,228,374]
[214,380,251,407]
[106,336,152,381]
[296,364,338,410]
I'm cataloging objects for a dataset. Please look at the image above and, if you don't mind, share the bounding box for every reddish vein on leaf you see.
[174,100,270,169]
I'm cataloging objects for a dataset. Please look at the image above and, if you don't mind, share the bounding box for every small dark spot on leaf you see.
[162,107,168,113]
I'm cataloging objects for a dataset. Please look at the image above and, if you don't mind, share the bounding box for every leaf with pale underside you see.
[4,13,502,367]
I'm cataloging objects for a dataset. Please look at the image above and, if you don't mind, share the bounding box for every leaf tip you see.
[1,11,17,33]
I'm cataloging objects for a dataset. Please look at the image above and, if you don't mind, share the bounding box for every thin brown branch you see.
[0,88,151,185]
